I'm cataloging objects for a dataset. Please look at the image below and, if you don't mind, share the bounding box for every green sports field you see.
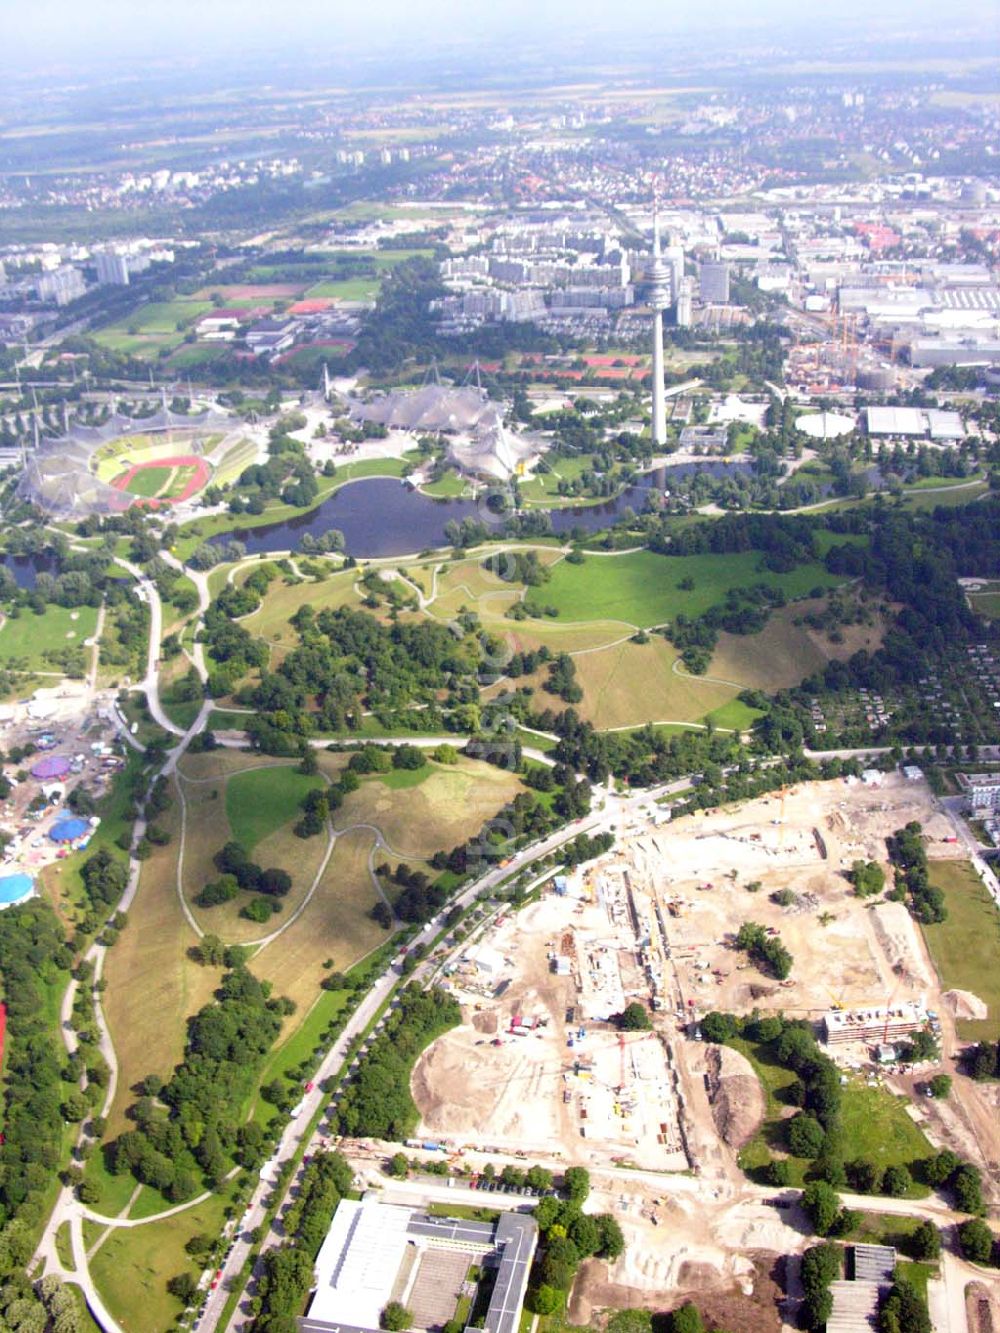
[123,464,172,497]
[92,297,214,359]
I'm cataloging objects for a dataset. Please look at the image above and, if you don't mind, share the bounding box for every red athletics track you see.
[111,454,211,506]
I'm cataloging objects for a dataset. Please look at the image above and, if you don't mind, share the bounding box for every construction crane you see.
[618,1032,627,1092]
[882,974,904,1046]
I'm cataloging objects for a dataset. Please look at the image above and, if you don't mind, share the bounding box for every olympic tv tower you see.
[647,204,671,447]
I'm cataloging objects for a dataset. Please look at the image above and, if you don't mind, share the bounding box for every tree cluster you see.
[733,921,793,980]
[886,822,946,924]
[0,902,74,1234]
[249,1151,355,1332]
[332,987,461,1140]
[527,1169,625,1315]
[108,967,289,1198]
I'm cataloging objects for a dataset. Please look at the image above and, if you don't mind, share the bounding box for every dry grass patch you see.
[332,758,523,860]
[180,775,330,943]
[711,598,889,692]
[497,619,629,654]
[574,635,736,729]
[243,569,362,643]
[250,826,385,1011]
[193,825,330,945]
[177,772,232,910]
[101,782,220,1135]
[176,750,286,781]
[315,750,350,781]
[426,552,561,624]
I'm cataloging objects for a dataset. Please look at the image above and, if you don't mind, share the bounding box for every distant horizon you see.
[4,0,998,72]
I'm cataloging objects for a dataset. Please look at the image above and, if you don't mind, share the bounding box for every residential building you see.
[699,260,730,303]
[823,1001,927,1047]
[956,772,1000,811]
[36,267,86,307]
[94,250,131,286]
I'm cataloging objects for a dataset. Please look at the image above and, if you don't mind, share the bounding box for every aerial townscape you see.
[1,2,1000,1332]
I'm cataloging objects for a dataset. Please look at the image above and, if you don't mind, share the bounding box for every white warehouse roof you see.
[309,1200,412,1329]
[924,409,965,440]
[865,406,927,436]
[865,407,965,439]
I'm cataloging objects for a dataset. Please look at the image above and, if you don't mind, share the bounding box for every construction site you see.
[412,773,982,1171]
[413,885,690,1172]
[625,775,955,1037]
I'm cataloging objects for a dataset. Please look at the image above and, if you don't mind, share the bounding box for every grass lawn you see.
[101,781,220,1135]
[536,550,842,628]
[243,568,361,644]
[967,582,1000,620]
[519,456,620,509]
[0,603,98,671]
[907,473,985,490]
[305,278,380,300]
[422,470,471,499]
[837,1083,933,1185]
[332,757,523,861]
[848,1212,925,1250]
[705,698,764,732]
[898,481,989,511]
[207,708,255,730]
[427,1202,501,1223]
[970,592,1000,618]
[92,299,214,360]
[82,1147,143,1218]
[732,1037,932,1193]
[247,986,352,1129]
[921,860,1000,1041]
[90,1186,231,1333]
[571,634,736,730]
[56,1220,74,1269]
[225,764,325,851]
[159,689,202,731]
[249,826,385,1013]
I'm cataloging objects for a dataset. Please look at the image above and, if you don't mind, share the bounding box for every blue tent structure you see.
[0,873,34,908]
[49,816,90,844]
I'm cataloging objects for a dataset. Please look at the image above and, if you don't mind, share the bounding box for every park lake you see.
[213,460,753,558]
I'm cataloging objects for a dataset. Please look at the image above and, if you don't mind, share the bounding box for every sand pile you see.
[943,989,989,1021]
[871,902,935,988]
[705,1044,766,1149]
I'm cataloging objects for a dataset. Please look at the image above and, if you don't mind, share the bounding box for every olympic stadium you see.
[16,402,258,520]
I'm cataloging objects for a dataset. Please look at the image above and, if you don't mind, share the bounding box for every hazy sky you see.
[5,0,996,65]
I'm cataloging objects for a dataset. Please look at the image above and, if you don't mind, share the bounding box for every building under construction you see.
[822,1001,927,1047]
